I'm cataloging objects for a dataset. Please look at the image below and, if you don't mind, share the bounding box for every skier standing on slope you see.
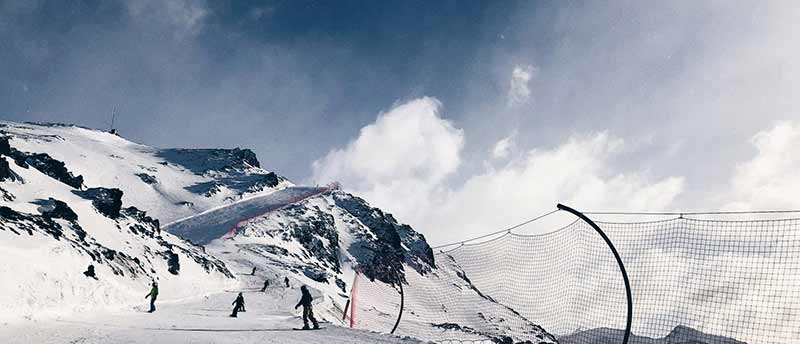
[251,267,257,276]
[284,276,290,288]
[294,285,319,330]
[144,281,158,313]
[230,292,245,317]
[261,279,270,292]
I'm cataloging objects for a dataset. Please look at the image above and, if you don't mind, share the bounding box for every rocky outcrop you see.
[135,173,158,185]
[156,148,262,173]
[0,157,15,182]
[35,198,79,222]
[74,187,124,219]
[12,151,84,189]
[332,192,435,284]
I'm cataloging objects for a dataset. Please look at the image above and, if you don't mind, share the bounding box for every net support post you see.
[557,203,633,344]
[390,267,404,334]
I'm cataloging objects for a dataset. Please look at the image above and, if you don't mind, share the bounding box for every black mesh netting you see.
[350,216,800,343]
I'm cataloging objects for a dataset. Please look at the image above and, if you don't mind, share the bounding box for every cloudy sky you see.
[2,1,799,244]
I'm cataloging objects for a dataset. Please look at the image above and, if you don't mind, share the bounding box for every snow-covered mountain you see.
[0,126,234,321]
[0,121,555,343]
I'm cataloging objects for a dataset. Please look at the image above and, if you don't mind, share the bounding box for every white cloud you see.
[313,97,685,245]
[311,97,464,222]
[491,132,516,159]
[424,132,684,244]
[723,121,800,210]
[507,64,536,107]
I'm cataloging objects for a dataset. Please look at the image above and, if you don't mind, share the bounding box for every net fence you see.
[351,215,800,343]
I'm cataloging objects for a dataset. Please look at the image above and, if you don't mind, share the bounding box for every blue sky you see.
[3,1,800,243]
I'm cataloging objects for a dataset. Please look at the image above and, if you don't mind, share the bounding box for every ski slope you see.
[164,186,331,245]
[0,286,421,344]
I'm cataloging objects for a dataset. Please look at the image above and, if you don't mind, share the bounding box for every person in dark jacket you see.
[230,292,245,317]
[250,267,257,276]
[260,279,270,292]
[144,281,158,313]
[284,276,290,288]
[294,285,319,329]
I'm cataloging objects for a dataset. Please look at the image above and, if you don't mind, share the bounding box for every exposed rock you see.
[302,267,329,283]
[332,192,435,284]
[121,206,161,237]
[165,251,180,275]
[156,148,262,173]
[335,278,347,293]
[74,187,124,219]
[15,151,84,189]
[0,187,14,201]
[135,173,158,185]
[35,198,79,222]
[0,157,15,181]
[0,136,11,156]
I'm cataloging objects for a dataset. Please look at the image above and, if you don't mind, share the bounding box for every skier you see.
[284,276,290,288]
[294,285,319,330]
[251,267,257,276]
[83,264,97,279]
[260,279,270,292]
[144,281,159,313]
[230,292,245,317]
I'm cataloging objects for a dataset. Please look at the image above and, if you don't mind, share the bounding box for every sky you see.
[2,0,800,244]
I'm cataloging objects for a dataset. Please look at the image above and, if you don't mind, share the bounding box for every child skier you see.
[294,286,319,330]
[230,292,245,317]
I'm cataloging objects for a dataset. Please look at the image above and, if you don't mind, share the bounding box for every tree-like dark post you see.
[557,203,633,344]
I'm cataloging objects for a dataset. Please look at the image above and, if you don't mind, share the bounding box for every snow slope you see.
[0,287,422,344]
[0,121,555,343]
[1,121,291,223]
[0,140,234,323]
[188,190,557,343]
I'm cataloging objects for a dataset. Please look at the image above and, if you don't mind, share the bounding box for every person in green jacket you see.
[145,281,159,313]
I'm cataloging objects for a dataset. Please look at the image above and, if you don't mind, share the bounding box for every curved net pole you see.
[390,272,404,334]
[557,203,633,344]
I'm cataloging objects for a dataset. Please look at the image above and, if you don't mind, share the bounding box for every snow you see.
[0,122,428,343]
[1,121,291,223]
[0,288,422,344]
[0,156,235,324]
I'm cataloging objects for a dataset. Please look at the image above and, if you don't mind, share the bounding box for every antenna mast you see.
[109,107,119,135]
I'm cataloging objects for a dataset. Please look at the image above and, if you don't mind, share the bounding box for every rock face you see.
[156,148,262,172]
[35,198,79,222]
[332,192,435,284]
[74,187,124,219]
[0,157,14,182]
[0,136,11,156]
[233,190,436,287]
[7,148,84,189]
